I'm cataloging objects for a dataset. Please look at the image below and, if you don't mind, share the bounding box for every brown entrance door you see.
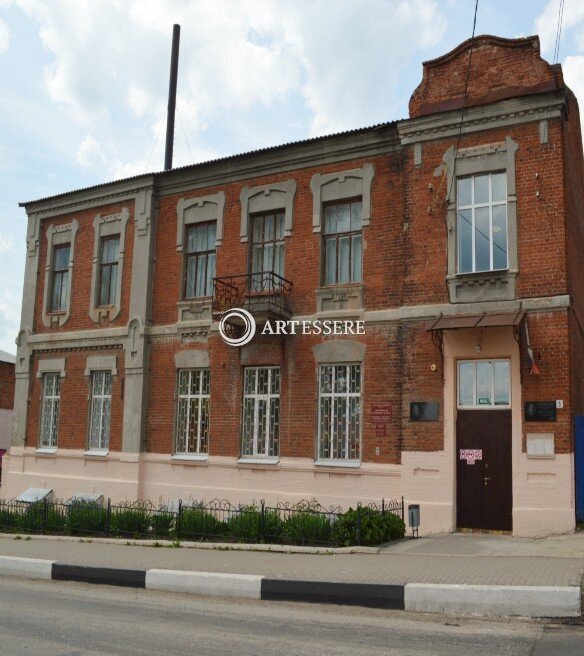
[456,409,512,531]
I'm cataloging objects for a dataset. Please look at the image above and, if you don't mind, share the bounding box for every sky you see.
[0,0,582,355]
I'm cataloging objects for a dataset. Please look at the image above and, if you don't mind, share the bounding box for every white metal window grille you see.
[457,359,511,408]
[175,369,210,455]
[40,373,60,448]
[318,364,361,461]
[323,200,363,285]
[88,370,112,450]
[457,172,507,274]
[241,367,280,459]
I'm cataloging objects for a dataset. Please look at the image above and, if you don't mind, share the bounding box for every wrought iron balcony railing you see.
[212,271,293,321]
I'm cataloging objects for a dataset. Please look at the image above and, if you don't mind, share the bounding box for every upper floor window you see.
[39,372,60,449]
[250,211,285,290]
[318,364,362,462]
[241,366,280,460]
[175,368,210,455]
[50,244,70,312]
[323,200,363,285]
[98,236,120,307]
[457,172,507,274]
[185,222,216,298]
[88,370,112,451]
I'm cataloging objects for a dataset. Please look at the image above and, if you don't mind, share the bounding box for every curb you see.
[0,533,379,555]
[0,556,580,618]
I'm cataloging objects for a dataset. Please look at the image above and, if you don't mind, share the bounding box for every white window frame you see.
[39,373,61,450]
[317,363,362,465]
[240,366,280,462]
[457,172,508,274]
[174,368,210,458]
[88,370,112,453]
[457,359,511,409]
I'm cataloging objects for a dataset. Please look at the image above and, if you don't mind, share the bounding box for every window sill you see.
[84,449,109,459]
[237,457,279,466]
[35,448,57,456]
[314,459,361,469]
[171,453,209,462]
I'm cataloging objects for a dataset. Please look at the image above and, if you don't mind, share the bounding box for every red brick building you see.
[0,350,15,454]
[5,35,584,536]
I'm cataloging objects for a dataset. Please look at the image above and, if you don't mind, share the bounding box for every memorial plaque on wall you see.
[410,401,439,422]
[524,401,557,422]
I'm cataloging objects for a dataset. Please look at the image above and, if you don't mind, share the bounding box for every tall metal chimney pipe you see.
[164,24,181,171]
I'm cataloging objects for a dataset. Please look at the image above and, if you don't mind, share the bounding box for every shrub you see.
[283,512,332,545]
[18,502,44,533]
[179,508,224,540]
[150,511,175,538]
[332,507,405,546]
[67,501,107,536]
[110,508,150,538]
[45,505,67,534]
[0,506,21,532]
[226,506,283,543]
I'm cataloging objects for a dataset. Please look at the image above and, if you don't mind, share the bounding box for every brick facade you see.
[4,34,583,536]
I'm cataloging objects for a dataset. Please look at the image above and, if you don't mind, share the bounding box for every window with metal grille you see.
[39,373,60,449]
[98,236,120,306]
[457,173,508,274]
[250,211,285,290]
[175,369,210,455]
[241,367,280,459]
[185,222,216,298]
[88,370,112,451]
[51,244,70,311]
[323,200,362,285]
[318,364,361,461]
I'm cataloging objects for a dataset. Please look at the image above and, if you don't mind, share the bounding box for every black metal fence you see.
[0,497,405,547]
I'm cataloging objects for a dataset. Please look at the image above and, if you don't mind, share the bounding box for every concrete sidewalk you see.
[0,532,582,617]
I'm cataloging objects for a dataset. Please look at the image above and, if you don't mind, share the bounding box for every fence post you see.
[176,499,182,541]
[382,498,385,515]
[356,503,362,546]
[105,498,111,537]
[42,498,48,535]
[259,500,265,543]
[401,496,405,521]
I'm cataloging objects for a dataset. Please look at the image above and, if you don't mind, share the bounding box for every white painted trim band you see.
[0,555,55,580]
[145,569,263,599]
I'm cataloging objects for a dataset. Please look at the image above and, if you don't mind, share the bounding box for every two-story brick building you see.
[4,35,583,536]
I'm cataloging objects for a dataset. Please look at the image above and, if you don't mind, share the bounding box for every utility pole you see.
[164,24,181,171]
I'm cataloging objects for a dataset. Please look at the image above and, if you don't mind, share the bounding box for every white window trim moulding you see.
[239,180,296,242]
[176,192,226,249]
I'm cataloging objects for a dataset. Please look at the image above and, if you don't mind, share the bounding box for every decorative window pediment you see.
[239,180,296,242]
[176,192,225,249]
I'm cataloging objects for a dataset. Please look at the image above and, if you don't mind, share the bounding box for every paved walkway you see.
[0,532,583,588]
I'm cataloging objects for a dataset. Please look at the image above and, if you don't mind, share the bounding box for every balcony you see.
[212,271,293,324]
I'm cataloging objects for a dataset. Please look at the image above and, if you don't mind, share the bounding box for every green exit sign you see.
[478,398,490,405]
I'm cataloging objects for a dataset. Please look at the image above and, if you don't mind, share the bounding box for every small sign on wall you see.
[410,402,439,422]
[459,449,482,465]
[525,401,557,422]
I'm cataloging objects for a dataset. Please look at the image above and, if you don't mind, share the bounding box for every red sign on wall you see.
[370,403,391,424]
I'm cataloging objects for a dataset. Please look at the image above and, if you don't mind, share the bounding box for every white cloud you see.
[7,0,448,178]
[0,231,14,253]
[536,0,584,56]
[0,18,10,53]
[0,288,20,354]
[562,54,584,107]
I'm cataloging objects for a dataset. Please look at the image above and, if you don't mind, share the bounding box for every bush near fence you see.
[0,497,405,547]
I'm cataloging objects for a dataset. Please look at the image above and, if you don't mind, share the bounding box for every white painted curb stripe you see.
[145,569,263,599]
[0,555,55,581]
[404,583,581,618]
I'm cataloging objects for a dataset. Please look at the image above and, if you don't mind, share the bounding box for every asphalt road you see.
[0,577,582,655]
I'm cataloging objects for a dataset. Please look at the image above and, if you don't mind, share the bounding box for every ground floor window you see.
[175,369,210,455]
[458,359,511,408]
[318,364,361,461]
[39,372,60,448]
[88,370,112,450]
[241,367,280,459]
